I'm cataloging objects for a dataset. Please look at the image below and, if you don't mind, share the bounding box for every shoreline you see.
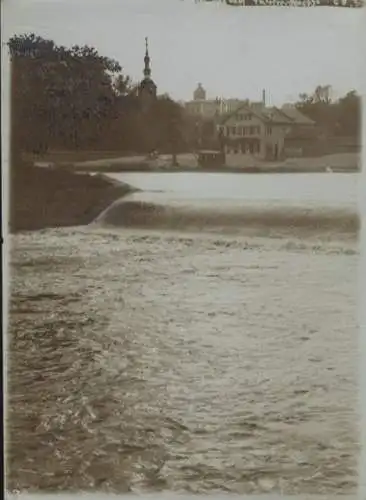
[10,157,358,234]
[10,164,137,233]
[31,151,360,175]
[74,164,359,174]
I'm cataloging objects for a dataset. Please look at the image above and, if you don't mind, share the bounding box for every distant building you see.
[193,83,206,101]
[185,84,221,119]
[138,37,157,111]
[218,103,315,161]
[184,84,247,119]
[184,85,269,120]
[184,85,316,160]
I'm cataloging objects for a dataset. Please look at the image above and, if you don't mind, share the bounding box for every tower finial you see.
[143,36,151,78]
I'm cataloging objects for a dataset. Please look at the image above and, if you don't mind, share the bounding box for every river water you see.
[8,173,360,495]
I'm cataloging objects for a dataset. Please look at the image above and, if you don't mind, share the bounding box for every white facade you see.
[219,106,294,161]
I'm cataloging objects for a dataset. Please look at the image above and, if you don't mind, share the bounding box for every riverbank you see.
[74,164,358,174]
[30,151,360,174]
[10,162,136,233]
[9,153,359,233]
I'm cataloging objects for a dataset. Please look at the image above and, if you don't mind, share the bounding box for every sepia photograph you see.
[2,0,363,497]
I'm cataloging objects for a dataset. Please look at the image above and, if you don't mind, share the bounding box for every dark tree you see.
[8,33,125,156]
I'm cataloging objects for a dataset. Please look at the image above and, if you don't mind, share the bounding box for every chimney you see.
[262,89,266,106]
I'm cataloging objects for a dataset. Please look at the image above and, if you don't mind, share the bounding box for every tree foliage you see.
[8,32,191,160]
[296,85,361,139]
[9,33,360,164]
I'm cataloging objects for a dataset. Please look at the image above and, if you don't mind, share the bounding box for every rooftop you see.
[280,105,315,125]
[220,102,316,126]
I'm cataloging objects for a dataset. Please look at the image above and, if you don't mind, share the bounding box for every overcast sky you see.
[3,0,364,105]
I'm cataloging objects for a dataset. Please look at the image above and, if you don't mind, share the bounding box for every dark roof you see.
[219,104,264,124]
[140,76,156,86]
[260,107,294,124]
[220,103,294,125]
[280,106,315,125]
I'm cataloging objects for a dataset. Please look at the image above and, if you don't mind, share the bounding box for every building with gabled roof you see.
[280,104,319,157]
[217,102,316,162]
[280,104,315,126]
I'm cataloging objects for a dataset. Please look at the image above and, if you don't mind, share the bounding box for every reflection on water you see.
[8,173,359,494]
[108,172,359,207]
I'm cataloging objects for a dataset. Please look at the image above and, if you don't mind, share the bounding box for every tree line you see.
[8,33,196,161]
[8,34,361,163]
[296,84,361,139]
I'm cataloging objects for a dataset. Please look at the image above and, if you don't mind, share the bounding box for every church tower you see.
[138,37,157,109]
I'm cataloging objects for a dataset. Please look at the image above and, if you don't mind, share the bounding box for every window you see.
[249,126,255,135]
[231,126,236,135]
[266,126,272,135]
[247,114,252,120]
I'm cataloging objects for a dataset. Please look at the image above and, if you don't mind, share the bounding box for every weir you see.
[94,190,359,236]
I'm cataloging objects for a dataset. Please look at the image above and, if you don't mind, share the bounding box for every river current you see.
[8,172,360,495]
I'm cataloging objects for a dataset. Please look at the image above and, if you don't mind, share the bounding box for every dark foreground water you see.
[8,173,360,495]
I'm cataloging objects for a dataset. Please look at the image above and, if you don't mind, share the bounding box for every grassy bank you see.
[10,162,136,233]
[24,150,136,164]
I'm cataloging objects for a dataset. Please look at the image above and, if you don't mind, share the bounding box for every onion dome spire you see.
[143,36,151,78]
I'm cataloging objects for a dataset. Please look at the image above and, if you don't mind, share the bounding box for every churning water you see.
[8,173,360,494]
